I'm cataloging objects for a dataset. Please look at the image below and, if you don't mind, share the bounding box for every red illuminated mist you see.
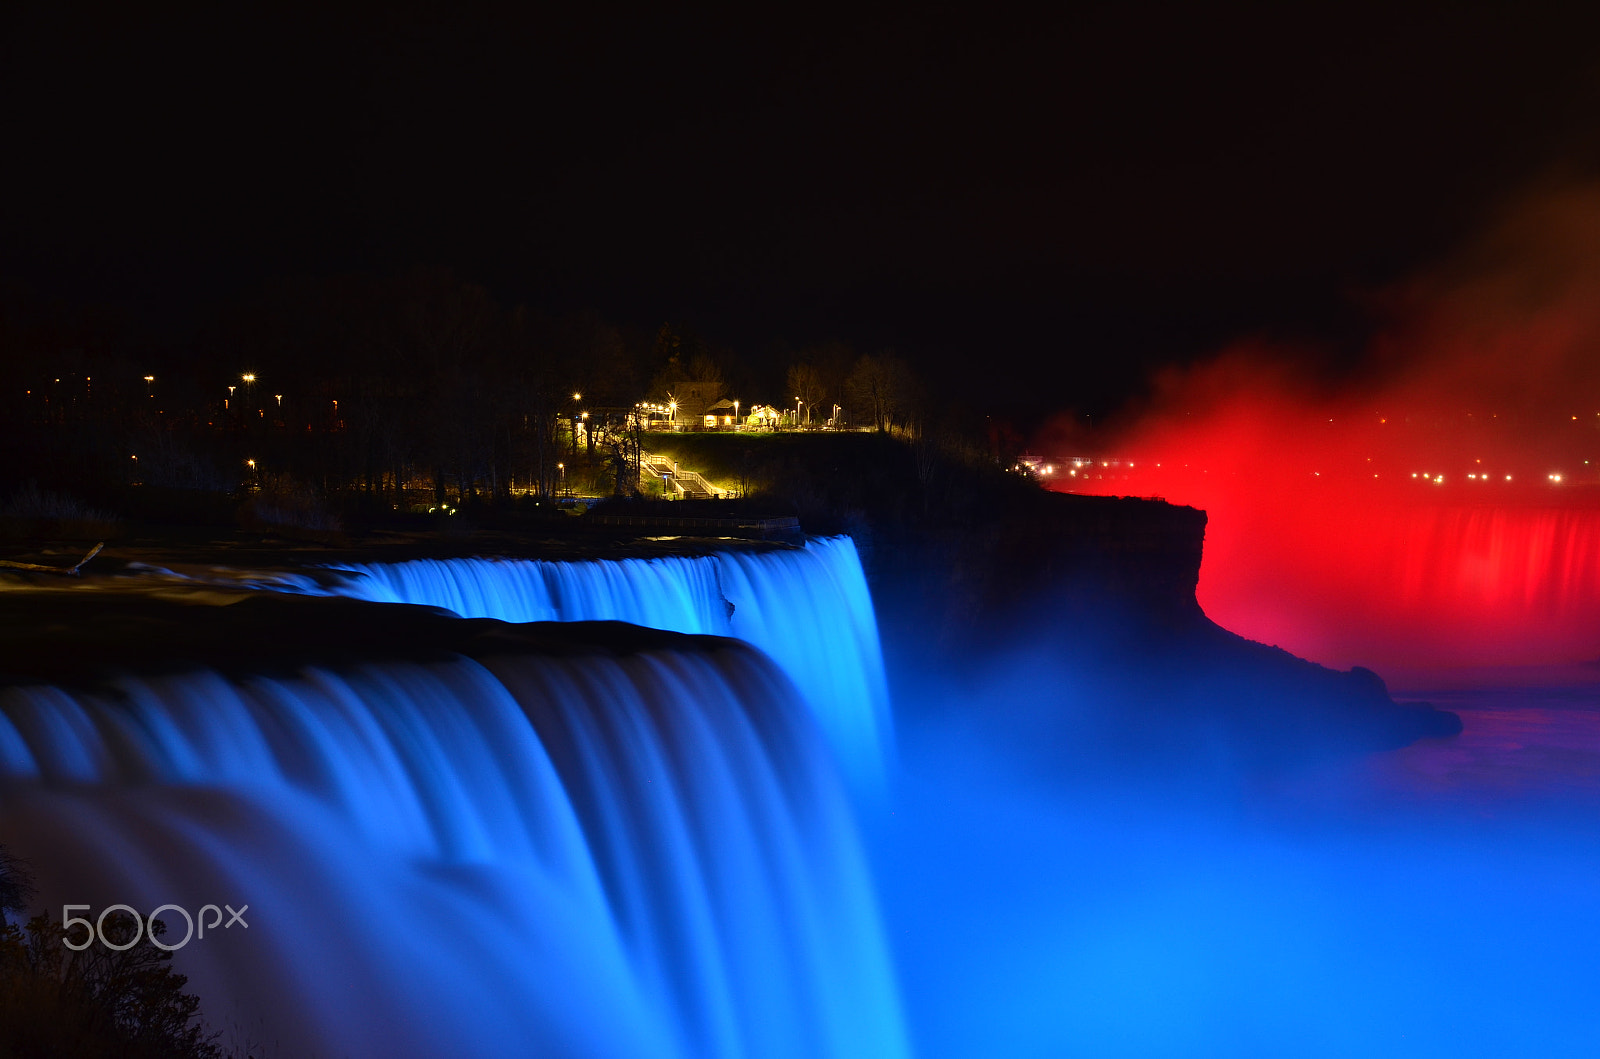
[1038,183,1600,678]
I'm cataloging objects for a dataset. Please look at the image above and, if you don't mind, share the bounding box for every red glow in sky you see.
[1038,183,1600,676]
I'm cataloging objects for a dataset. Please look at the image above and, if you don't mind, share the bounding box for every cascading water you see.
[0,623,907,1058]
[312,536,894,790]
[1192,501,1600,672]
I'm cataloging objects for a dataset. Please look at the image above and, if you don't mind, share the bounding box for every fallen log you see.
[0,542,104,576]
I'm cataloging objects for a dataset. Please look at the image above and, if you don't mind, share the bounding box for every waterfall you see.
[0,630,907,1058]
[318,536,894,789]
[1197,502,1600,670]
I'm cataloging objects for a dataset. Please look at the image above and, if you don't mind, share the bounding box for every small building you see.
[669,379,719,421]
[746,404,782,428]
[703,398,739,428]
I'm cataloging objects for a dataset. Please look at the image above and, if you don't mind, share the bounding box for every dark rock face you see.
[862,484,1463,770]
[0,589,755,692]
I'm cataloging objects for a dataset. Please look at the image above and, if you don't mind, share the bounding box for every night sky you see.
[6,4,1600,423]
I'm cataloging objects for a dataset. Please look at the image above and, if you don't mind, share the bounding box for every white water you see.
[313,536,894,790]
[0,639,906,1058]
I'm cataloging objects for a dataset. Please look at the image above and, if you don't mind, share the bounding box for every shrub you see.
[0,909,233,1059]
[0,484,122,540]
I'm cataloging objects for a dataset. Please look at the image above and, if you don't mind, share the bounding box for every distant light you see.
[143,375,154,383]
[573,392,582,401]
[242,373,256,383]
[1506,475,1512,481]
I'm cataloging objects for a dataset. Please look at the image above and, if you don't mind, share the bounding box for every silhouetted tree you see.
[0,846,33,929]
[785,362,825,426]
[1,910,231,1058]
[846,352,917,432]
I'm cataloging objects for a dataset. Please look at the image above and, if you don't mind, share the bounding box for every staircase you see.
[643,455,720,499]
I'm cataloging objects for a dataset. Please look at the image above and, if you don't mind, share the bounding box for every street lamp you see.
[733,399,739,430]
[795,397,803,428]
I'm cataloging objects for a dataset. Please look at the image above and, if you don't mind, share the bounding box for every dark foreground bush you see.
[0,484,122,540]
[0,910,231,1059]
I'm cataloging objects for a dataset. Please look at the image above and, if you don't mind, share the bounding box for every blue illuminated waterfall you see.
[318,536,893,790]
[0,633,907,1058]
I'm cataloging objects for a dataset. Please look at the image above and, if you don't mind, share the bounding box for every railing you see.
[642,455,733,499]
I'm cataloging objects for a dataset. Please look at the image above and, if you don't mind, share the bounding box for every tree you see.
[686,351,726,400]
[594,408,644,496]
[1,909,233,1058]
[846,352,917,433]
[0,845,33,929]
[785,362,825,426]
[646,323,727,411]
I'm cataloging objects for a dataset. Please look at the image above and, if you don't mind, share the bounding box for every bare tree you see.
[785,362,825,426]
[0,845,34,928]
[846,352,915,433]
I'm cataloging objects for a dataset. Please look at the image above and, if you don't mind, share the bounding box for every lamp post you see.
[795,397,803,429]
[570,393,583,460]
[733,399,740,430]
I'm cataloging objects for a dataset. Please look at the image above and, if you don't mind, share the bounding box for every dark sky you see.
[6,4,1600,422]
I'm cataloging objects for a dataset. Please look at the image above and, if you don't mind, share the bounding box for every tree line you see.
[0,269,928,510]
